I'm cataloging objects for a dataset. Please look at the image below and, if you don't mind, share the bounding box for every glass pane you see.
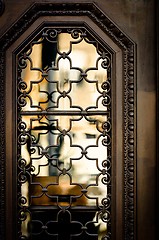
[17,28,111,240]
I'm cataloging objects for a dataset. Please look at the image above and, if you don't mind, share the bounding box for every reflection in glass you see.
[17,28,111,239]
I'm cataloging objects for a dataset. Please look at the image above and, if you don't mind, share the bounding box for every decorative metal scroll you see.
[17,27,112,239]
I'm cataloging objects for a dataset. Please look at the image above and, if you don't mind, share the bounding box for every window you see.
[0,3,137,240]
[17,26,112,239]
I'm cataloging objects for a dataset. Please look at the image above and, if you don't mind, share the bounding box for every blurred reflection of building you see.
[20,32,108,237]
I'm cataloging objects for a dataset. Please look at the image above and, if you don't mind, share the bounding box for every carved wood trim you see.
[0,3,136,240]
[0,50,5,240]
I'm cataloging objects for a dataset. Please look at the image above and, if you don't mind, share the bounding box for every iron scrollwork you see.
[17,26,112,239]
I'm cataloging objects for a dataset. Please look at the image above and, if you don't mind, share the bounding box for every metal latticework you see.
[17,27,112,240]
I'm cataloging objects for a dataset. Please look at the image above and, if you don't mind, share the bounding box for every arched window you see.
[17,25,112,240]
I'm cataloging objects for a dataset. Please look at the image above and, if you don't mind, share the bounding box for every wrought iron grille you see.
[17,27,112,240]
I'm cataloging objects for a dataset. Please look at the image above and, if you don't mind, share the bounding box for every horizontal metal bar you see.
[29,205,99,211]
[20,110,108,116]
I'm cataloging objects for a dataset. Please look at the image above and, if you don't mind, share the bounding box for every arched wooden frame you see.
[0,3,136,240]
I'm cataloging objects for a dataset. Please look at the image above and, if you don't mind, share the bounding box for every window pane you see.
[17,28,112,239]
